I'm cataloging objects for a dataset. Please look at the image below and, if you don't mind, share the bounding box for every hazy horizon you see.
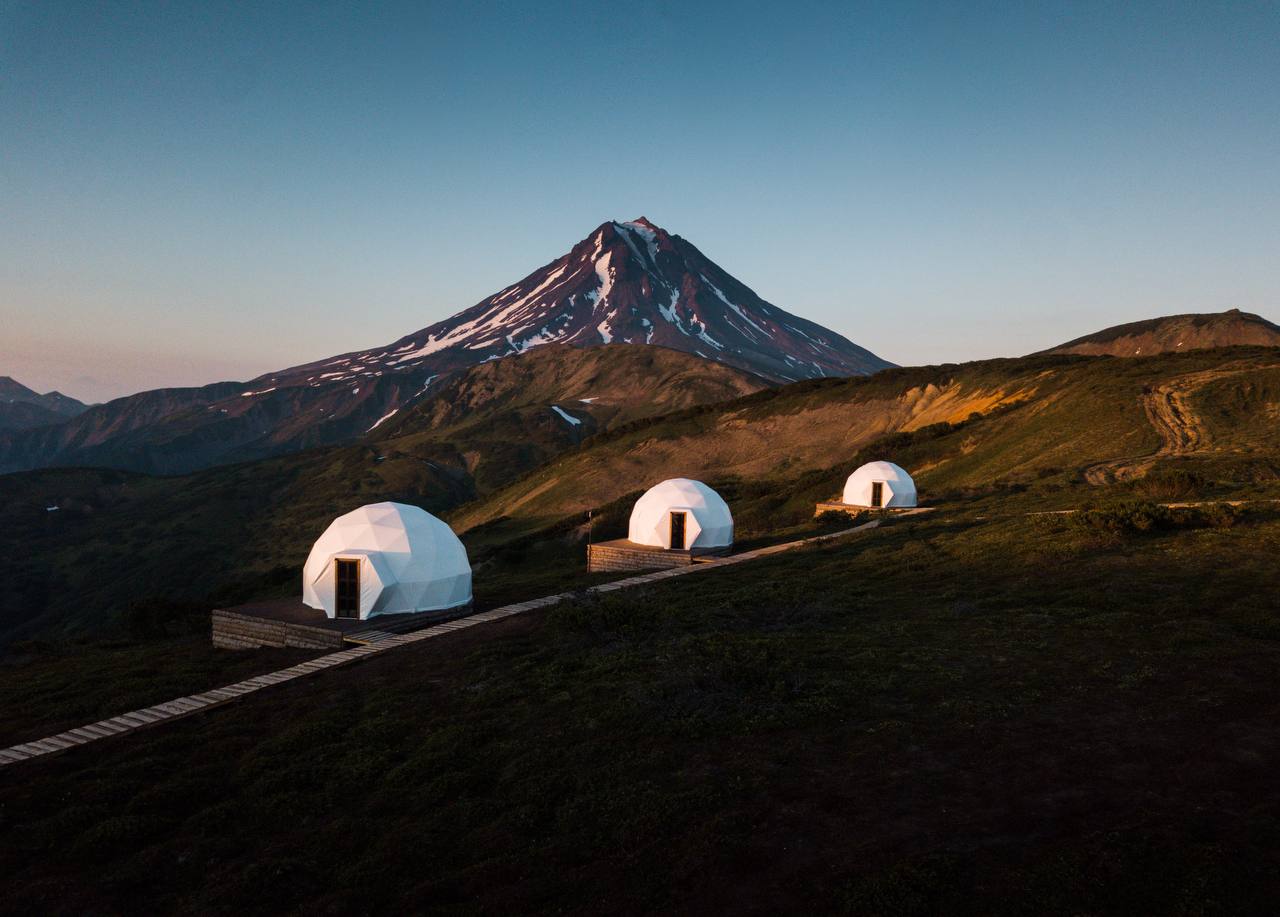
[4,1,1278,402]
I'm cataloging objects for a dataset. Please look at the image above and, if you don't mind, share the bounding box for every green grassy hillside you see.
[3,508,1279,913]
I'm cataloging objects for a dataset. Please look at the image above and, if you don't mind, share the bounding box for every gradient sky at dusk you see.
[3,1,1278,401]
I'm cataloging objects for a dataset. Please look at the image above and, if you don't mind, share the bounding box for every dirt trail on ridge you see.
[1084,368,1249,484]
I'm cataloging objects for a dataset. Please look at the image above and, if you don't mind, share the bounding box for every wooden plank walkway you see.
[0,520,880,768]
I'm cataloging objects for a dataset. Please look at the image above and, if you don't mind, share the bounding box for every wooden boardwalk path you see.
[0,520,879,768]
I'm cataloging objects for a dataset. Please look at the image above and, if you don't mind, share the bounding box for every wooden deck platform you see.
[586,538,730,573]
[212,598,472,650]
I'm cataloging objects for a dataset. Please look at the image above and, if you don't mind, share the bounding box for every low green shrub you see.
[1198,502,1242,529]
[1132,468,1207,501]
[1073,500,1176,534]
[1073,499,1244,535]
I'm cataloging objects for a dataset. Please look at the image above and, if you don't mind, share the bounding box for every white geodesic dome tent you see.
[628,478,733,550]
[302,502,472,620]
[842,461,917,508]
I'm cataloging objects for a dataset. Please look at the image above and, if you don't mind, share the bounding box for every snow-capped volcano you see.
[265,218,891,387]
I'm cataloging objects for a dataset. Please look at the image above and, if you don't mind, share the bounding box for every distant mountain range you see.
[0,378,87,432]
[0,219,889,475]
[1045,309,1280,357]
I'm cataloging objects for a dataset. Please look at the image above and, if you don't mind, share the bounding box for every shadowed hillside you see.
[0,347,766,643]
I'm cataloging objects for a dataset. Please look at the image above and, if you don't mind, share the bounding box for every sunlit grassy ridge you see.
[452,346,1280,541]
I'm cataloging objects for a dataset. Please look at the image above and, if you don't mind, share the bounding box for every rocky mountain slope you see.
[0,219,885,475]
[1046,309,1280,357]
[0,377,87,431]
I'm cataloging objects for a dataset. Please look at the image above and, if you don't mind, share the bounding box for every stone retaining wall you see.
[587,543,696,573]
[211,609,345,651]
[814,501,865,517]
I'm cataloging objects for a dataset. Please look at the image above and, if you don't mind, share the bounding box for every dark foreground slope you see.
[3,510,1279,914]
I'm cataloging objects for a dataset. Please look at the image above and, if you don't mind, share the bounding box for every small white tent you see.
[302,502,472,620]
[628,478,733,551]
[842,461,917,508]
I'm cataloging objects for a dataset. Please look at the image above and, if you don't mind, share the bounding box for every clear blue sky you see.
[3,1,1277,401]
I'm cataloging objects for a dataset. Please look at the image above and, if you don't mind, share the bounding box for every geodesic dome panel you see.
[628,478,733,550]
[842,461,917,508]
[302,502,472,620]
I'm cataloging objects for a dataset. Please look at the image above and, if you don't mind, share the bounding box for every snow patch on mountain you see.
[367,408,398,432]
[619,220,660,265]
[593,251,616,308]
[550,405,581,426]
[703,275,768,339]
[658,287,680,324]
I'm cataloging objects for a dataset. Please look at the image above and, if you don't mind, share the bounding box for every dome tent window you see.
[589,478,734,572]
[302,502,472,620]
